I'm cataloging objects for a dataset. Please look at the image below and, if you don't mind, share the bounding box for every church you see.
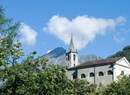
[66,36,130,86]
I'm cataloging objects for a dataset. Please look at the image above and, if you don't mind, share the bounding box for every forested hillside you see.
[108,45,130,62]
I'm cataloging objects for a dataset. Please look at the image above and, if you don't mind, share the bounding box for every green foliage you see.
[109,45,130,62]
[98,75,130,95]
[0,6,24,94]
[0,6,24,67]
[1,53,97,95]
[73,79,96,95]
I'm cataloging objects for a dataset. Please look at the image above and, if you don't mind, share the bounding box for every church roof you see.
[68,57,122,70]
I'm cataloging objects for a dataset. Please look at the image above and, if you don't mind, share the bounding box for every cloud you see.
[116,16,126,24]
[19,23,37,46]
[113,34,124,43]
[44,15,125,50]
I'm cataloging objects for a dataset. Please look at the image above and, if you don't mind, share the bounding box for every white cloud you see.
[44,15,125,50]
[19,23,37,46]
[116,16,126,24]
[113,34,124,43]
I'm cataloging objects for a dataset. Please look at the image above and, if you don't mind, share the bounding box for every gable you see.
[116,57,130,68]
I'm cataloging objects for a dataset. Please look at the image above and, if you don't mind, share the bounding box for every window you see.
[73,54,76,61]
[68,55,70,60]
[108,70,113,75]
[121,71,124,75]
[81,73,86,78]
[99,71,104,76]
[90,72,95,77]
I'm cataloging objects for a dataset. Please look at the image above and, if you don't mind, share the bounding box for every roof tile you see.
[68,57,122,69]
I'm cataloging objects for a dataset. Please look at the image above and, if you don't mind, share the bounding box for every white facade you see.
[66,51,78,68]
[113,57,130,81]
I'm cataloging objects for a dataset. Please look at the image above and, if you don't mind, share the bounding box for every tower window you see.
[99,71,104,76]
[108,70,113,75]
[81,73,86,78]
[73,54,76,61]
[68,55,69,60]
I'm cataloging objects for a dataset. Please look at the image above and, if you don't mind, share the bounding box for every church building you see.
[66,36,130,86]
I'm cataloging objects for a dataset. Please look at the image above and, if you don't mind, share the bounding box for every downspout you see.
[112,64,114,81]
[94,65,96,84]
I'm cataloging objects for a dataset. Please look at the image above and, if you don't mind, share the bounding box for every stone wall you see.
[67,63,114,86]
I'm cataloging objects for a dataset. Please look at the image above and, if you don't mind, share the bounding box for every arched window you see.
[108,70,113,75]
[81,73,86,78]
[99,71,104,76]
[89,72,95,77]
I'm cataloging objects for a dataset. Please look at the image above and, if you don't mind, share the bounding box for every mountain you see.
[79,54,102,64]
[42,47,66,58]
[41,47,67,66]
[108,45,130,62]
[41,47,102,65]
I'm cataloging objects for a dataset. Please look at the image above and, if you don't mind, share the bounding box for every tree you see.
[73,79,96,95]
[0,6,23,66]
[99,75,130,95]
[0,5,25,94]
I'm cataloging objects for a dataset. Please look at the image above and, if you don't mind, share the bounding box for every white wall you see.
[70,53,78,67]
[113,64,130,80]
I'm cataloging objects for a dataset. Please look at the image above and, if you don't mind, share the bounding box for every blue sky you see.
[1,0,130,58]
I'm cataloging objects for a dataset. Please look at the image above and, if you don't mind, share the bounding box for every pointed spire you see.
[69,34,75,52]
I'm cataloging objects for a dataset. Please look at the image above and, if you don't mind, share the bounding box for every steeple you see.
[66,34,78,68]
[69,34,75,52]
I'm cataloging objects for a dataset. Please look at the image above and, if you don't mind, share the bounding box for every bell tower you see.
[66,35,78,68]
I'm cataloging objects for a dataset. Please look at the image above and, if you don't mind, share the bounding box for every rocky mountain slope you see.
[79,54,102,63]
[41,47,102,65]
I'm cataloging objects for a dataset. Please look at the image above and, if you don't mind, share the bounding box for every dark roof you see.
[68,57,122,70]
